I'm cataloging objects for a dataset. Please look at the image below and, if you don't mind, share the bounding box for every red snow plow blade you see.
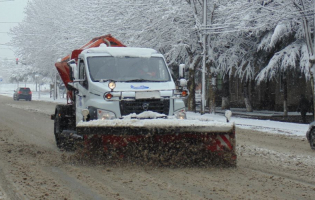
[76,119,236,167]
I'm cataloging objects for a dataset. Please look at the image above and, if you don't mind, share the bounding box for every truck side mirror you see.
[67,59,76,81]
[179,79,187,87]
[178,64,187,88]
[179,64,185,78]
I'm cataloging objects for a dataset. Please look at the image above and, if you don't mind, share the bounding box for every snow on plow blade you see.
[76,119,236,167]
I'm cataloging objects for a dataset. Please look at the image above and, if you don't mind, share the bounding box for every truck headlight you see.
[82,109,89,121]
[108,81,116,90]
[97,109,116,120]
[175,109,186,119]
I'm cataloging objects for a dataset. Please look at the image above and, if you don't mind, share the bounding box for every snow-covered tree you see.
[10,0,315,113]
[206,0,315,112]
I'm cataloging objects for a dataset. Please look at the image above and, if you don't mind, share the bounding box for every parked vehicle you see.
[13,87,32,101]
[51,34,236,166]
[306,121,315,150]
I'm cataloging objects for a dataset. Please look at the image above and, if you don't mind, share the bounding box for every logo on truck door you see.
[131,85,149,89]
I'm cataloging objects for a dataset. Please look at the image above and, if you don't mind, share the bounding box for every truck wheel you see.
[54,107,64,149]
[54,105,75,151]
[310,129,315,150]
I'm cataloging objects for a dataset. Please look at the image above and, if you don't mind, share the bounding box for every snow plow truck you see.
[51,34,237,166]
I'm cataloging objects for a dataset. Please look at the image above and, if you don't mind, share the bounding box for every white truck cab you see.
[69,46,187,124]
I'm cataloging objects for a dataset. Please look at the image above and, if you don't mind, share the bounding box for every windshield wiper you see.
[95,79,114,82]
[125,79,164,82]
[125,79,150,82]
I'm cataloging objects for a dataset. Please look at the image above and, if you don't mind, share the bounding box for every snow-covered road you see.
[0,94,314,200]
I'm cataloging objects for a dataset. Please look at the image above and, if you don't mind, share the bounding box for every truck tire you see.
[54,105,76,151]
[310,129,315,150]
[54,106,65,149]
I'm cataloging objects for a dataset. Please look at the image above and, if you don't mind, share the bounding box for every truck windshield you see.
[87,56,171,82]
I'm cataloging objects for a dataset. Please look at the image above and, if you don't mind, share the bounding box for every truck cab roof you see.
[81,46,160,58]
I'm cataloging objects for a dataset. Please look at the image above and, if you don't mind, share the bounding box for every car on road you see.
[13,87,32,101]
[306,121,315,150]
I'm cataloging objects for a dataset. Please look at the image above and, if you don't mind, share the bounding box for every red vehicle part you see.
[55,34,126,103]
[79,123,237,166]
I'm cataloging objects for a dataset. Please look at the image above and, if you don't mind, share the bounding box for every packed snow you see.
[78,117,234,133]
[84,46,158,58]
[0,83,309,138]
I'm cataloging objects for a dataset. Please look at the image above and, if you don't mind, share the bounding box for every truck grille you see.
[120,99,170,115]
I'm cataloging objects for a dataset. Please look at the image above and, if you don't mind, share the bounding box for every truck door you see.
[75,59,89,124]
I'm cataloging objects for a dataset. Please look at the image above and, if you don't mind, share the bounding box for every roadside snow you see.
[188,112,308,137]
[0,83,308,138]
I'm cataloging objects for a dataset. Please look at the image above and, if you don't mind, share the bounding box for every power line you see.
[203,2,315,34]
[0,22,19,23]
[201,8,315,34]
[208,7,315,29]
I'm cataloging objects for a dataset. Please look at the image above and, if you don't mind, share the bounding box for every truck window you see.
[88,56,117,81]
[87,56,170,82]
[158,59,169,80]
[79,60,88,89]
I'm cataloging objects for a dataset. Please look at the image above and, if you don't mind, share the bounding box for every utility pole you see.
[299,0,315,120]
[313,0,315,120]
[201,0,207,114]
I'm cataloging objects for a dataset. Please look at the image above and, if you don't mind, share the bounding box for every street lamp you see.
[35,74,38,92]
[201,0,207,114]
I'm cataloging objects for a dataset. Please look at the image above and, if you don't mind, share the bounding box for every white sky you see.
[0,0,29,60]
